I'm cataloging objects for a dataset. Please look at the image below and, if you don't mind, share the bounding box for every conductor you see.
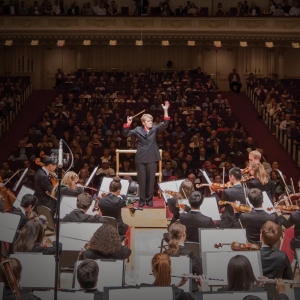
[123,101,170,207]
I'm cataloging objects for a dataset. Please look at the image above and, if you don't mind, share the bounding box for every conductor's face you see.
[143,117,153,130]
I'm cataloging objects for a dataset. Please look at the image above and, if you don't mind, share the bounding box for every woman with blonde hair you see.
[142,253,194,300]
[247,161,276,201]
[51,171,84,198]
[165,222,202,292]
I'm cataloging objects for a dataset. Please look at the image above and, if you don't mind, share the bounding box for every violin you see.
[209,182,233,191]
[218,200,252,213]
[214,241,260,251]
[164,190,179,197]
[269,205,300,213]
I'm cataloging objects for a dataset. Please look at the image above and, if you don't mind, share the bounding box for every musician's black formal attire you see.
[83,246,131,260]
[13,241,62,255]
[34,167,56,212]
[214,183,249,228]
[164,245,202,292]
[62,209,107,223]
[55,184,84,198]
[122,117,170,205]
[179,210,216,242]
[98,193,128,235]
[234,209,279,244]
[78,289,103,300]
[167,197,190,226]
[278,211,300,250]
[139,283,195,300]
[246,178,276,202]
[2,287,30,300]
[260,246,293,280]
[12,207,29,230]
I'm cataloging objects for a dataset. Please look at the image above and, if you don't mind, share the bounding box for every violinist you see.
[233,188,279,245]
[51,171,84,199]
[246,161,276,202]
[248,150,271,170]
[98,177,133,236]
[180,191,216,242]
[260,221,293,280]
[212,167,249,228]
[62,193,107,223]
[34,156,57,213]
[12,194,45,231]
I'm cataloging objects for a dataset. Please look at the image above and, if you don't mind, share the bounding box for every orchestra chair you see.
[37,205,55,233]
[184,241,201,261]
[159,233,169,253]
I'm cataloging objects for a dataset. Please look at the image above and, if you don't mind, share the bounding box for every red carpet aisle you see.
[0,90,57,165]
[223,91,300,179]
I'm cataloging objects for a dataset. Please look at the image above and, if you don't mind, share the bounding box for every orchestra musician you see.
[76,259,103,300]
[233,188,279,245]
[248,150,271,170]
[246,161,276,202]
[13,220,62,255]
[62,192,107,223]
[260,221,293,280]
[180,191,216,242]
[34,156,57,214]
[51,170,84,198]
[98,177,133,236]
[122,102,170,207]
[12,194,40,230]
[212,167,249,228]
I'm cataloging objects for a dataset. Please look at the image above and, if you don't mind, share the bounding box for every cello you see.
[0,176,16,212]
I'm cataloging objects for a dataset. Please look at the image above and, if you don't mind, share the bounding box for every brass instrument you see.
[0,260,22,299]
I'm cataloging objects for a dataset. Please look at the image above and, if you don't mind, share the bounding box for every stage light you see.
[31,40,39,45]
[292,43,300,48]
[162,40,169,46]
[83,40,91,45]
[213,41,222,48]
[187,41,195,46]
[135,40,143,46]
[109,40,117,45]
[240,41,247,47]
[5,40,13,46]
[265,42,274,48]
[57,40,65,46]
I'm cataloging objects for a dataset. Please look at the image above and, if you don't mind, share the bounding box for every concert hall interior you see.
[1,1,300,299]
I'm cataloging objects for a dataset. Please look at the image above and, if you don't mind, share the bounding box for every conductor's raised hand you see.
[161,101,170,110]
[127,116,133,125]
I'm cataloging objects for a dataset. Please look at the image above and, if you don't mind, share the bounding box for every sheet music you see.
[14,185,34,208]
[198,292,268,300]
[199,170,212,185]
[12,168,29,191]
[0,212,20,243]
[158,179,185,203]
[98,177,130,197]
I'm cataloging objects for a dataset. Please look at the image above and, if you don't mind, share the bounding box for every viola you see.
[214,241,259,251]
[218,200,252,213]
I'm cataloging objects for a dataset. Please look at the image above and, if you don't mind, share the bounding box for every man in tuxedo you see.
[260,221,293,280]
[62,192,106,223]
[34,157,57,214]
[212,167,249,228]
[77,259,103,300]
[233,188,279,245]
[175,5,185,15]
[180,191,216,242]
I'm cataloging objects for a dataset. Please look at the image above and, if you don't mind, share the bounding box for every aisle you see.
[223,91,300,179]
[0,90,57,165]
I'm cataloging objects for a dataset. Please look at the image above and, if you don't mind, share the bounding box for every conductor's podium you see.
[121,197,169,228]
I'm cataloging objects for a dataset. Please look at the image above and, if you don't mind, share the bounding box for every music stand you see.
[84,166,98,188]
[195,291,268,300]
[198,170,212,184]
[34,290,94,300]
[202,251,262,286]
[0,282,4,299]
[12,168,28,192]
[136,256,191,292]
[13,185,35,209]
[0,212,20,243]
[98,177,130,197]
[10,253,55,288]
[73,260,125,291]
[158,179,185,203]
[295,287,300,300]
[103,286,174,300]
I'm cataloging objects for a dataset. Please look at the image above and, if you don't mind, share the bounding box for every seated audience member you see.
[248,2,260,16]
[142,253,195,300]
[215,2,224,15]
[95,159,116,177]
[108,0,119,15]
[77,259,103,299]
[247,161,276,201]
[180,191,216,242]
[289,1,300,16]
[175,5,185,15]
[12,194,39,230]
[187,3,197,16]
[165,222,202,291]
[162,160,173,180]
[260,221,293,280]
[234,188,279,245]
[52,170,84,198]
[68,2,79,14]
[98,177,133,235]
[214,255,288,300]
[262,3,273,15]
[62,192,107,223]
[276,202,300,251]
[83,224,131,260]
[13,220,61,255]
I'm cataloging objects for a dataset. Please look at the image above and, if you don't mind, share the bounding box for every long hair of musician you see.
[177,179,194,200]
[0,258,22,286]
[249,161,268,185]
[151,253,172,286]
[14,220,44,252]
[167,222,186,256]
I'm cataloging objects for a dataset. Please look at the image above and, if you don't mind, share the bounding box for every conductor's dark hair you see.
[109,176,122,193]
[77,259,99,289]
[227,255,256,291]
[229,167,242,180]
[20,194,38,209]
[248,188,263,208]
[188,191,204,208]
